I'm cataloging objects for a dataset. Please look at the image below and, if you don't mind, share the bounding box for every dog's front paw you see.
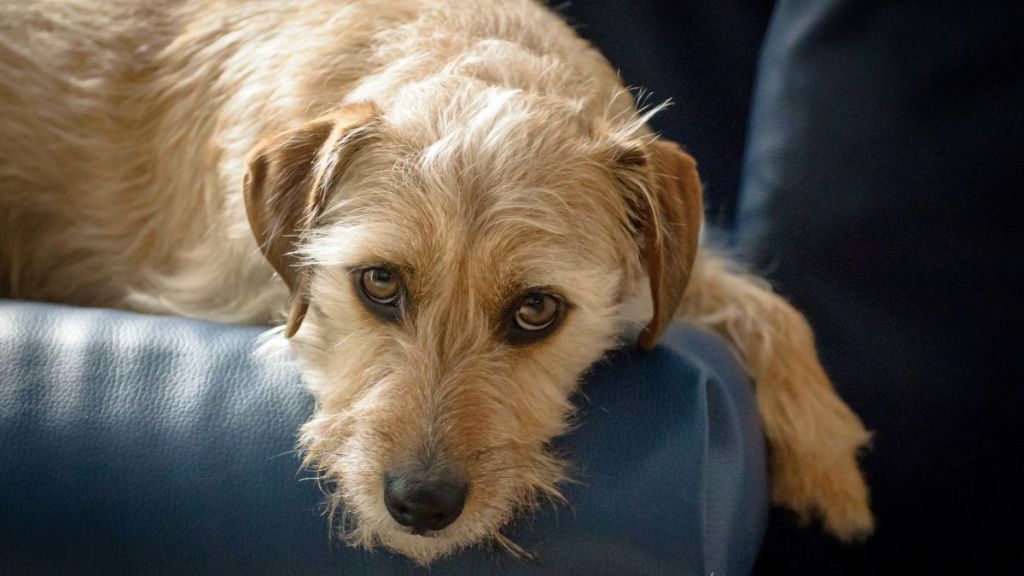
[777,457,874,542]
[769,414,874,542]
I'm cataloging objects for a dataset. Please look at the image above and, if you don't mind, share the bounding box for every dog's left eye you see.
[504,292,567,345]
[515,294,560,330]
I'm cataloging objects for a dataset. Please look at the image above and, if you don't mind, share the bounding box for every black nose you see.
[383,467,468,533]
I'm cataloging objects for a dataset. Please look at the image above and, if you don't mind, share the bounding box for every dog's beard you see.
[300,411,569,564]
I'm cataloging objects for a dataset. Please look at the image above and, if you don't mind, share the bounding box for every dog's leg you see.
[678,251,873,541]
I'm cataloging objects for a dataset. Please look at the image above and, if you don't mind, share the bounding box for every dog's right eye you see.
[354,267,403,322]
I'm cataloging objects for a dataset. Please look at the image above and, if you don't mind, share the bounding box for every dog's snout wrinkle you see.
[383,466,468,534]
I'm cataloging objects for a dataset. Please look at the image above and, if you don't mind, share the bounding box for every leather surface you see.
[737,0,1023,570]
[0,300,767,575]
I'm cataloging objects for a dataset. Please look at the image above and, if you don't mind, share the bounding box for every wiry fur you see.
[1,0,872,564]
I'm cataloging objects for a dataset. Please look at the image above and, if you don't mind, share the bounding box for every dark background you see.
[551,0,774,228]
[555,1,1023,573]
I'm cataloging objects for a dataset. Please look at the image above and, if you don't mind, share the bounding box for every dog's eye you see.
[353,267,405,324]
[505,292,566,345]
[515,294,560,330]
[360,267,400,304]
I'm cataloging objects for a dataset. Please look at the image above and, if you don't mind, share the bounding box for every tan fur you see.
[1,0,872,563]
[679,254,874,540]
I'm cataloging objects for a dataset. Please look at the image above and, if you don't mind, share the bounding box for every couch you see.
[0,300,767,575]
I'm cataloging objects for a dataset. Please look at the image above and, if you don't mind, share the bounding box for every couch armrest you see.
[0,300,766,575]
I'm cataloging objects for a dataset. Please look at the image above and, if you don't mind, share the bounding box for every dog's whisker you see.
[492,532,536,562]
[268,448,303,462]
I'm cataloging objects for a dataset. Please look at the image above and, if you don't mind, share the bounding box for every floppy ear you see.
[633,139,704,350]
[243,103,379,337]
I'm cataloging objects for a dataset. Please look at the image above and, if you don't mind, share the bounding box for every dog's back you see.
[0,0,235,305]
[2,1,145,303]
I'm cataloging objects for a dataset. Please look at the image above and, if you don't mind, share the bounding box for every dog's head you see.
[243,90,701,563]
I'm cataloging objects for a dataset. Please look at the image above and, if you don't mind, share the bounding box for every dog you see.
[0,0,872,564]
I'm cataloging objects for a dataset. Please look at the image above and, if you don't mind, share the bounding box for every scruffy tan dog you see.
[1,0,872,563]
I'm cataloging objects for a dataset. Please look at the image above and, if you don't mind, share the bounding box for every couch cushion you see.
[1,300,767,575]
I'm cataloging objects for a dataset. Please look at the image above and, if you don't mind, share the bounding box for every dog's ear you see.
[243,102,379,337]
[622,139,703,350]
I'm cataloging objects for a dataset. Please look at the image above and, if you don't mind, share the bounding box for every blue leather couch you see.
[0,301,768,575]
